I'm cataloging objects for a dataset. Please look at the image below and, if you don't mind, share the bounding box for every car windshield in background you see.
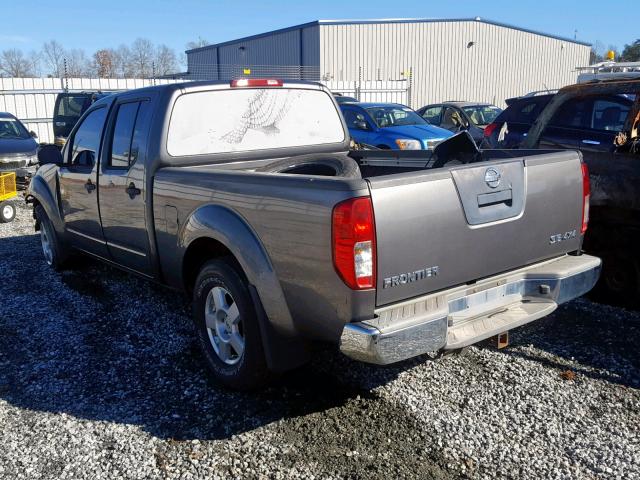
[0,118,30,139]
[462,105,502,126]
[365,106,428,128]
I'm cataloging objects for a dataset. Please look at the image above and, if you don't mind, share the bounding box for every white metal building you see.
[185,18,591,107]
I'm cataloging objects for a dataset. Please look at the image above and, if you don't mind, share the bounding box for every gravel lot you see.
[1,200,639,479]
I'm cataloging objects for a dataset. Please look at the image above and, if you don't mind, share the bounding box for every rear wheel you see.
[192,259,270,390]
[0,201,16,223]
[35,205,67,271]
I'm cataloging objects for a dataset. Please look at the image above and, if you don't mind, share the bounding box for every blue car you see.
[339,102,452,150]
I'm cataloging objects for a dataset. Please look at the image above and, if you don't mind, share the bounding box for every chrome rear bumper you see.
[339,254,601,365]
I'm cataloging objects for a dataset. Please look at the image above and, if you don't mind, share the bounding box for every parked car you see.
[27,79,600,389]
[0,112,39,187]
[53,91,111,147]
[332,93,359,104]
[416,101,502,144]
[339,102,452,149]
[482,92,555,148]
[520,79,639,303]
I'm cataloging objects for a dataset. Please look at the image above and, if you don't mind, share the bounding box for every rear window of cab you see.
[167,88,345,156]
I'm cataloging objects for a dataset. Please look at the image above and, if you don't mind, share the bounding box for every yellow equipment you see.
[0,172,17,223]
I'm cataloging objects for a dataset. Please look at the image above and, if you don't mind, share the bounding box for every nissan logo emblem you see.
[484,168,501,188]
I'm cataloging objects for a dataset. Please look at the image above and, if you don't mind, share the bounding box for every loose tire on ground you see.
[192,258,271,390]
[35,205,68,271]
[0,201,16,223]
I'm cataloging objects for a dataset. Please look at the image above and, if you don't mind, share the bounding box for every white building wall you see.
[319,20,591,107]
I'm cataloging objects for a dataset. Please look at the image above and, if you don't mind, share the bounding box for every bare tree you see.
[0,49,38,77]
[154,44,178,76]
[130,38,154,78]
[186,37,209,50]
[65,49,90,77]
[42,40,65,77]
[93,49,116,77]
[113,45,134,78]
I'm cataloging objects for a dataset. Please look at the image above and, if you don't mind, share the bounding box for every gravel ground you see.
[0,199,639,480]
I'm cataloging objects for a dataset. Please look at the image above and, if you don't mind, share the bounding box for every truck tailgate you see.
[369,151,585,306]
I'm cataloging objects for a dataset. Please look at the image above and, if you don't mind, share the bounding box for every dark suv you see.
[520,80,640,304]
[53,92,111,147]
[482,92,555,148]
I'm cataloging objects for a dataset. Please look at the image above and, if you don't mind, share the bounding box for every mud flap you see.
[248,285,310,373]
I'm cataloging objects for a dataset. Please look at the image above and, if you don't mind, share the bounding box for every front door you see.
[58,106,109,257]
[98,97,153,275]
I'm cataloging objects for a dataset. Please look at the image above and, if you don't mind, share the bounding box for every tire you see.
[257,154,361,178]
[35,205,68,271]
[192,258,270,390]
[0,201,16,223]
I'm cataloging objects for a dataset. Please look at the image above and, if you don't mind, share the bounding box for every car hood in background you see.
[0,137,38,157]
[381,124,453,139]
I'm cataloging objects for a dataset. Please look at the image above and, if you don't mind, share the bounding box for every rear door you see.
[538,97,592,149]
[368,152,585,306]
[98,95,154,275]
[59,106,109,257]
[576,96,631,152]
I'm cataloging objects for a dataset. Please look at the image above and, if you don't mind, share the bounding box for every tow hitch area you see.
[493,332,510,349]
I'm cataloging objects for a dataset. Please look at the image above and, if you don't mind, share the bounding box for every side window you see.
[421,106,442,124]
[591,99,630,132]
[342,109,367,128]
[109,100,151,168]
[549,98,591,129]
[69,107,108,168]
[130,101,151,165]
[441,107,462,129]
[110,102,139,168]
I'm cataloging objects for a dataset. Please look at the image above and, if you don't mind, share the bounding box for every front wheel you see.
[192,259,270,390]
[35,205,68,271]
[0,201,16,223]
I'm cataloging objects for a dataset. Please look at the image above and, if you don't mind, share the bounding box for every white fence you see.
[325,80,409,105]
[0,77,180,144]
[0,77,409,144]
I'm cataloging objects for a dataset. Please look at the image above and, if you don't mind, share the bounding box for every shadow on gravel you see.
[0,232,416,446]
[1,225,638,466]
[502,299,640,389]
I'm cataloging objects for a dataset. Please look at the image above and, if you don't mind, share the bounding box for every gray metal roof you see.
[185,17,591,54]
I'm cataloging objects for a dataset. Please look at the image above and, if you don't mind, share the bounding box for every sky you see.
[2,0,636,58]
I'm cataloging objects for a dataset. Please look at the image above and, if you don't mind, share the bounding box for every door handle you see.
[126,182,141,199]
[582,139,601,145]
[84,179,96,193]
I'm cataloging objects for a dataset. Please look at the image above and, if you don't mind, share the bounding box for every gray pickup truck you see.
[27,79,600,389]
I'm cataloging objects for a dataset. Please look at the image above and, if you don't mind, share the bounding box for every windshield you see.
[167,88,345,156]
[462,105,502,126]
[365,106,428,128]
[0,118,30,139]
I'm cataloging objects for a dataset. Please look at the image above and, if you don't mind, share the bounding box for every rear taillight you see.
[483,122,500,138]
[581,163,590,234]
[332,197,376,290]
[230,79,283,87]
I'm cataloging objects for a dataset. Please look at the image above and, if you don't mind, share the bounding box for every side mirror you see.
[30,130,38,139]
[355,121,369,130]
[37,144,63,166]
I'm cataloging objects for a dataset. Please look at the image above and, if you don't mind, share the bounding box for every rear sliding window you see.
[167,88,345,156]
